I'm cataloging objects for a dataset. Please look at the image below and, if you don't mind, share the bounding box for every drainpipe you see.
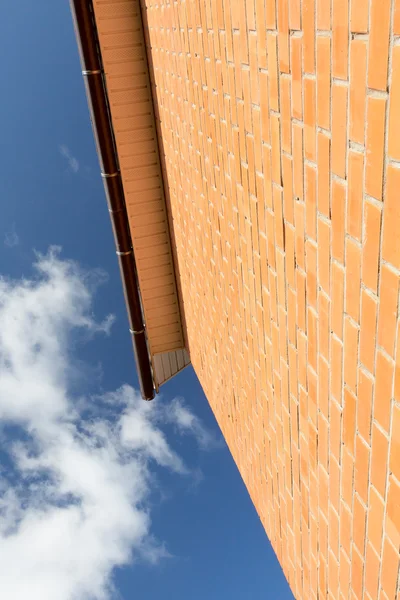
[70,0,155,400]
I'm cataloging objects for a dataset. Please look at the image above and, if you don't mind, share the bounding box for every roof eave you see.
[70,0,155,400]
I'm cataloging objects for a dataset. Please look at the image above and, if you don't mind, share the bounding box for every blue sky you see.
[0,2,293,599]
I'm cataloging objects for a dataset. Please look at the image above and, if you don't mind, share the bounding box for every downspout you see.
[70,0,155,400]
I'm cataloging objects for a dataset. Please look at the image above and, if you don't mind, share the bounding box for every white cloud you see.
[59,144,80,173]
[4,226,19,248]
[165,398,222,450]
[0,248,210,600]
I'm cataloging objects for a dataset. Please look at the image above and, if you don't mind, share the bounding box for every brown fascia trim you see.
[70,0,155,401]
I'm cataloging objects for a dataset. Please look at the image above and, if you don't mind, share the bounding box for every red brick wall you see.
[142,0,400,597]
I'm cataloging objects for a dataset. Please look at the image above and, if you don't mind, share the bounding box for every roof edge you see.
[70,0,155,400]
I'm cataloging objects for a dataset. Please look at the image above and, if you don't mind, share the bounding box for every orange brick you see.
[377,265,399,358]
[318,291,330,362]
[282,155,294,225]
[291,36,303,120]
[267,211,277,271]
[347,151,364,241]
[361,200,382,294]
[295,200,305,271]
[247,0,257,31]
[374,350,394,433]
[340,504,352,557]
[330,501,340,556]
[271,114,282,185]
[303,0,315,73]
[330,399,342,461]
[332,83,348,178]
[317,0,331,28]
[353,494,367,553]
[340,550,352,599]
[267,33,279,112]
[349,40,367,144]
[286,226,296,291]
[388,47,400,160]
[280,77,291,154]
[359,290,378,374]
[316,36,331,130]
[293,123,304,200]
[333,0,349,79]
[381,538,399,600]
[370,424,389,497]
[395,0,400,33]
[390,404,400,482]
[344,317,358,394]
[328,549,340,597]
[308,308,317,371]
[368,0,391,91]
[308,370,318,427]
[331,335,343,404]
[368,486,385,553]
[342,448,355,508]
[259,71,271,144]
[297,270,307,332]
[351,547,364,600]
[319,356,329,418]
[382,166,400,272]
[357,370,373,443]
[278,0,290,73]
[355,434,370,503]
[298,332,308,389]
[365,544,380,599]
[290,0,301,29]
[350,0,369,31]
[318,416,329,474]
[332,262,345,338]
[365,97,386,200]
[386,475,400,548]
[396,322,400,402]
[318,218,331,295]
[345,238,361,323]
[305,164,317,241]
[317,132,330,218]
[319,465,329,515]
[306,239,317,309]
[265,0,277,27]
[318,555,328,597]
[331,179,345,263]
[343,386,357,454]
[304,78,316,162]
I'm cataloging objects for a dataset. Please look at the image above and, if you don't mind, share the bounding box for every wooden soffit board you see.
[91,0,185,358]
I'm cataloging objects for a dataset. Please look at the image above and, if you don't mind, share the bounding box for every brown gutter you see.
[70,0,155,400]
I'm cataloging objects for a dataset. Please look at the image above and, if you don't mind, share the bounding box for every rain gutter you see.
[70,0,155,400]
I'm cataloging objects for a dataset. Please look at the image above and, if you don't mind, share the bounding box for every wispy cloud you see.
[59,144,79,173]
[4,226,19,248]
[162,398,223,450]
[0,248,211,600]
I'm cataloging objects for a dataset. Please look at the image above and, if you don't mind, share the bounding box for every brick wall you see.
[141,0,400,597]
